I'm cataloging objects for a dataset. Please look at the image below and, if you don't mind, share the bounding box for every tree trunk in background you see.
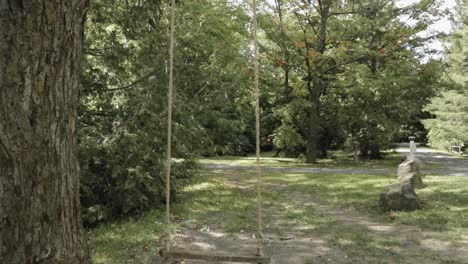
[301,0,331,164]
[0,1,90,263]
[305,103,320,163]
[370,145,382,160]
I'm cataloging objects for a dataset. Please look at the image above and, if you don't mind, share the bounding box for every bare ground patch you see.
[154,171,468,264]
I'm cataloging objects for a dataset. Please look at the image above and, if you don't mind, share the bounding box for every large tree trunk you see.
[0,1,90,263]
[305,102,320,163]
[301,0,331,164]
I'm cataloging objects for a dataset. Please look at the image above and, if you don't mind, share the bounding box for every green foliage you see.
[273,124,305,155]
[424,1,468,150]
[78,0,454,223]
[424,90,468,149]
[333,59,442,157]
[80,0,253,223]
[259,0,442,160]
[80,126,198,225]
[445,0,468,89]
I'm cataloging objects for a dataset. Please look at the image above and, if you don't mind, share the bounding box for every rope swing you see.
[252,0,264,257]
[164,0,176,252]
[161,0,269,262]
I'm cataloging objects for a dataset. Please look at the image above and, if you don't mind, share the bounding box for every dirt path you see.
[306,198,468,264]
[154,175,468,264]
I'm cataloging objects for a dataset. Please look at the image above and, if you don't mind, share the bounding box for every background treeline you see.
[423,0,467,150]
[79,0,466,224]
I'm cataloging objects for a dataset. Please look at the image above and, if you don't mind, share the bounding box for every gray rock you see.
[398,172,424,189]
[378,182,422,211]
[397,159,421,176]
[396,159,424,189]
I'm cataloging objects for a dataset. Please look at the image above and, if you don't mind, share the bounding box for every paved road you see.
[203,145,468,176]
[397,144,468,177]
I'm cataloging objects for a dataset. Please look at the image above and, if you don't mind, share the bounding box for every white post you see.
[353,141,359,163]
[408,136,416,161]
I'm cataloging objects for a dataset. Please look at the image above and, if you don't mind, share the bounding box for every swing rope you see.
[164,0,176,252]
[252,0,264,257]
[164,0,264,256]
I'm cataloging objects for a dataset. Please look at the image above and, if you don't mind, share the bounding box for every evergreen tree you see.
[446,0,468,89]
[424,91,468,149]
[424,0,468,150]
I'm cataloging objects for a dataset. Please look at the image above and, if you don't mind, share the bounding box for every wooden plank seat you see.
[160,249,271,263]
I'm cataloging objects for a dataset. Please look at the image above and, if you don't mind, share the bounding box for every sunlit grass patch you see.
[201,151,401,169]
[173,169,273,233]
[200,150,445,170]
[266,172,394,211]
[198,154,306,167]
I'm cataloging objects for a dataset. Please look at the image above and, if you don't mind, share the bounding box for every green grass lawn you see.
[88,169,468,263]
[87,210,164,264]
[269,172,468,230]
[199,151,444,169]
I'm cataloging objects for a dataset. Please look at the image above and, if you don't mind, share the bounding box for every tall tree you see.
[424,0,468,150]
[260,0,441,161]
[445,0,468,89]
[424,90,468,149]
[0,1,90,263]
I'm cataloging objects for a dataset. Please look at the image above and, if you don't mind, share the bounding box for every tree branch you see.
[82,71,157,93]
[323,56,367,74]
[328,11,359,17]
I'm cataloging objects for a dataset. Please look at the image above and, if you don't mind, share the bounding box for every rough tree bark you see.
[0,1,90,263]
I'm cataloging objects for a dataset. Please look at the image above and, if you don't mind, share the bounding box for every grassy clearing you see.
[266,171,468,231]
[395,175,468,230]
[172,172,277,233]
[185,170,468,232]
[199,151,444,169]
[88,169,468,263]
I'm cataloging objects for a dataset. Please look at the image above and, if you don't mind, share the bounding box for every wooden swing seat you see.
[160,249,271,263]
